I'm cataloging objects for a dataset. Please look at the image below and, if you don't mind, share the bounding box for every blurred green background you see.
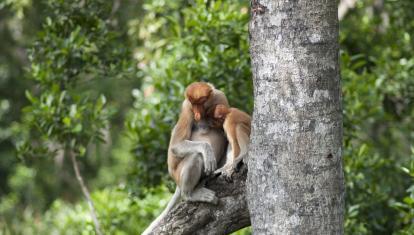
[0,0,413,234]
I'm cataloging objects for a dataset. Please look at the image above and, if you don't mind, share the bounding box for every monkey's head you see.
[185,82,213,121]
[213,104,230,122]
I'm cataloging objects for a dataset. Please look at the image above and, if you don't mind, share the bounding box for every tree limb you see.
[150,165,250,235]
[338,0,357,20]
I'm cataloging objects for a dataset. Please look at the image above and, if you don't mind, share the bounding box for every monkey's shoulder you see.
[227,108,251,123]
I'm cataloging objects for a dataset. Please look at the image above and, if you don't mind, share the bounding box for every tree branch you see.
[150,165,250,235]
[69,151,103,235]
[338,0,357,20]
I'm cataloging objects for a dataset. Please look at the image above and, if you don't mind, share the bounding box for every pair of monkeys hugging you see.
[142,82,251,235]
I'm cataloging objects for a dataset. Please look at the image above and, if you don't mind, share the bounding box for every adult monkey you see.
[142,82,229,235]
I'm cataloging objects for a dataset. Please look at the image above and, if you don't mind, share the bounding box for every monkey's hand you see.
[201,143,217,174]
[170,140,216,174]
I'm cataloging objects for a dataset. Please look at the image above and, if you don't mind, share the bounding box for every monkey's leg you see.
[180,154,218,204]
[214,145,235,180]
[232,153,245,169]
[214,147,246,181]
[171,140,216,174]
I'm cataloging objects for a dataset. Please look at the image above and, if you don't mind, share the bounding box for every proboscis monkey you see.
[142,82,229,235]
[213,104,251,179]
[168,82,229,177]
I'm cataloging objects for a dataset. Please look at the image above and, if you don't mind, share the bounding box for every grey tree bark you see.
[247,0,345,234]
[149,166,250,235]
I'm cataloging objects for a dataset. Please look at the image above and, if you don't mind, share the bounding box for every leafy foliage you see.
[0,0,413,234]
[340,1,414,233]
[391,149,414,234]
[2,185,171,234]
[17,0,132,157]
[126,0,252,193]
[1,0,136,233]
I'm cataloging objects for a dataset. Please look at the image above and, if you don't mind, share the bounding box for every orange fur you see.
[185,82,213,121]
[168,82,229,184]
[185,82,213,103]
[213,104,251,160]
[146,82,229,235]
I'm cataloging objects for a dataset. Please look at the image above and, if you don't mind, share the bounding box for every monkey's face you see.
[185,82,213,121]
[189,96,209,121]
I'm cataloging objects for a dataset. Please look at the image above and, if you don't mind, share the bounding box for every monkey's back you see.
[226,108,251,136]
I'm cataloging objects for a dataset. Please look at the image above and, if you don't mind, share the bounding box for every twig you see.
[110,0,121,18]
[69,150,103,235]
[338,0,357,20]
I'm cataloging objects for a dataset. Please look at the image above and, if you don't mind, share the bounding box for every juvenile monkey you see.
[213,104,251,179]
[142,82,229,235]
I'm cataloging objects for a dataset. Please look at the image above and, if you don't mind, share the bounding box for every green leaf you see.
[63,117,71,126]
[358,144,367,157]
[25,90,37,103]
[96,95,106,111]
[78,145,86,157]
[72,124,82,133]
[69,105,77,118]
[403,196,414,205]
[401,167,410,174]
[46,17,52,26]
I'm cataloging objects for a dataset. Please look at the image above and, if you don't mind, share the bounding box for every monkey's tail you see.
[141,187,181,235]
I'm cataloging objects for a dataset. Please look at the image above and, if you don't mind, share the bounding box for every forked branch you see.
[149,165,250,235]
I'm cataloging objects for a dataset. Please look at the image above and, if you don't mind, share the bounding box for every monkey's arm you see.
[235,124,250,160]
[170,99,194,145]
[171,140,217,174]
[167,100,195,177]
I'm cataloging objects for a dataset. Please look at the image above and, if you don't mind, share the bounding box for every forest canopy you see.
[0,0,413,234]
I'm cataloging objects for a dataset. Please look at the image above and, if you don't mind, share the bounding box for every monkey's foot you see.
[185,187,218,204]
[214,164,236,181]
[202,144,217,175]
[215,157,245,181]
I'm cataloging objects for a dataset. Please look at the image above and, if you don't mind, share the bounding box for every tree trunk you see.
[247,0,345,234]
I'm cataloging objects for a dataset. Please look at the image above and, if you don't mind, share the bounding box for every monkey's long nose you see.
[194,112,201,121]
